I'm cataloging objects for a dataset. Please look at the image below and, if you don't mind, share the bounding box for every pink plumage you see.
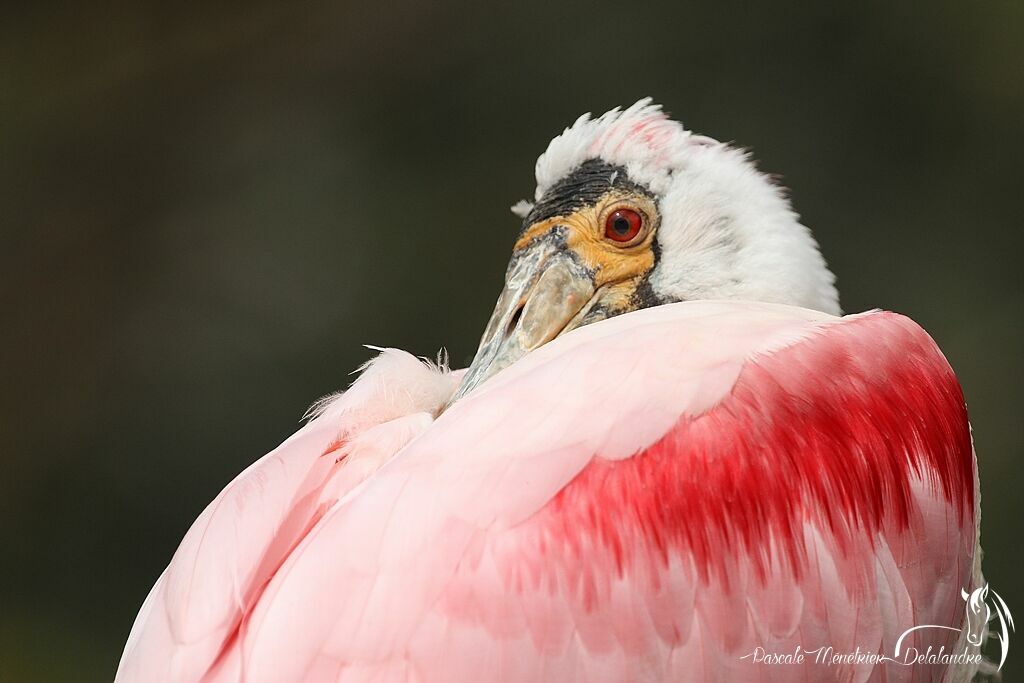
[116,301,979,682]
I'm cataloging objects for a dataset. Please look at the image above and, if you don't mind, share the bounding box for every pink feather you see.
[116,301,979,682]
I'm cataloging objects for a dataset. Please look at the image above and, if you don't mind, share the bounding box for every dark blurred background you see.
[2,2,1022,680]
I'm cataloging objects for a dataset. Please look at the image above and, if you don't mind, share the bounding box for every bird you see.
[116,99,986,682]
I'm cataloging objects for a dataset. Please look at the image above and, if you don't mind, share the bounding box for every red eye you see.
[604,208,643,243]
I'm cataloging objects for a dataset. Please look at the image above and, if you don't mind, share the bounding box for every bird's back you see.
[117,301,980,683]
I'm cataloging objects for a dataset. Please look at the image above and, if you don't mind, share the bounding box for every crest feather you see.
[533,98,693,199]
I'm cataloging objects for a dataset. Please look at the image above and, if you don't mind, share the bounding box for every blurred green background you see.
[2,2,1022,681]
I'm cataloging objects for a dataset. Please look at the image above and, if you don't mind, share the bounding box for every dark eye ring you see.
[604,208,644,243]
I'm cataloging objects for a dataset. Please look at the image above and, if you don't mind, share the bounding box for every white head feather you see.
[520,98,841,315]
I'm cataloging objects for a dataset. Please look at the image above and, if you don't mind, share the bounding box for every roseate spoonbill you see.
[116,100,986,682]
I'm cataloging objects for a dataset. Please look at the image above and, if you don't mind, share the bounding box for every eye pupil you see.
[604,208,643,243]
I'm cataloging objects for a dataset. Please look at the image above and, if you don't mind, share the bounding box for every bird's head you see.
[453,99,840,401]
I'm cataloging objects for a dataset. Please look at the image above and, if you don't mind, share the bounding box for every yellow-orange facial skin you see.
[448,190,660,406]
[514,190,660,311]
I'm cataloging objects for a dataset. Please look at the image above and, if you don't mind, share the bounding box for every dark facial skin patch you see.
[521,159,653,232]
